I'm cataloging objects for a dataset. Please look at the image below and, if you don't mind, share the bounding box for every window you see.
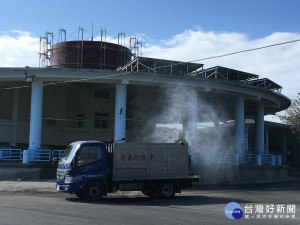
[77,114,85,128]
[95,91,110,99]
[77,145,102,166]
[94,112,109,129]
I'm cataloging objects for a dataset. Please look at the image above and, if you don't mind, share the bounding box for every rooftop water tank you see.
[50,41,131,70]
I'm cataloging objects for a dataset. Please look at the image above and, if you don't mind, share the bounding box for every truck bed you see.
[112,143,190,181]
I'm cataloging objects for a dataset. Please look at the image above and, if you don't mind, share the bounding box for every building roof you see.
[191,66,258,81]
[189,66,282,92]
[118,56,203,76]
[246,78,282,92]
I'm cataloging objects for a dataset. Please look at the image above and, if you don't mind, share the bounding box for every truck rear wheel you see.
[84,182,103,201]
[159,182,175,198]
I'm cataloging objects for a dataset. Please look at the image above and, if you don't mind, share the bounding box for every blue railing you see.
[275,155,282,165]
[30,149,52,161]
[0,148,65,162]
[215,153,237,164]
[0,147,282,165]
[239,154,255,164]
[246,154,258,164]
[0,148,23,160]
[52,150,65,160]
[196,153,239,165]
[196,152,283,166]
[262,154,273,165]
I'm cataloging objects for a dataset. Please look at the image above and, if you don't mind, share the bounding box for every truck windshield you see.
[60,144,79,164]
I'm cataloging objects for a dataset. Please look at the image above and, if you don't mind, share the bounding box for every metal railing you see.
[0,148,23,160]
[195,152,283,166]
[196,153,238,165]
[239,154,257,164]
[275,155,282,165]
[262,154,274,165]
[52,150,65,160]
[0,147,284,166]
[215,153,237,164]
[0,148,66,162]
[30,149,52,161]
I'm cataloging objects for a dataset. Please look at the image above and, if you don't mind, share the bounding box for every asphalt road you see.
[0,181,299,225]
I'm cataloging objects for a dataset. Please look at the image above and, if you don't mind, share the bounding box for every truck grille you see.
[56,169,68,180]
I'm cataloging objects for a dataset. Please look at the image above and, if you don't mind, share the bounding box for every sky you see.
[0,0,300,121]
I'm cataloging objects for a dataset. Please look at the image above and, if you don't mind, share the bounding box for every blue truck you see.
[56,140,198,200]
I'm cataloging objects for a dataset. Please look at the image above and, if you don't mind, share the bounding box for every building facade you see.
[0,57,292,166]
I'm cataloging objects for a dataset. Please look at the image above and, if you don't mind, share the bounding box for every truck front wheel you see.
[159,182,175,198]
[84,182,103,201]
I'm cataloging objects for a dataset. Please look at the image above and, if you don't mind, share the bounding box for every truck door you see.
[73,143,107,188]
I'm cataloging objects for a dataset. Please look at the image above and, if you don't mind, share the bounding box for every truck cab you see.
[56,140,108,200]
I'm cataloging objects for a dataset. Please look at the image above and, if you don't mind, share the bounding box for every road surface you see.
[0,180,299,225]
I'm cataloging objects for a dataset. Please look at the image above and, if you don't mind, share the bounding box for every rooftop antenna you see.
[100,28,107,68]
[130,36,142,58]
[39,31,53,68]
[91,22,94,41]
[59,28,66,43]
[118,32,126,66]
[77,27,84,68]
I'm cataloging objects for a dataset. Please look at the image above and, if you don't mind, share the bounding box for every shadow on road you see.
[193,180,300,191]
[62,181,300,206]
[66,194,253,206]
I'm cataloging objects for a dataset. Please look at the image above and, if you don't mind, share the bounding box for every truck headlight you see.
[64,175,73,184]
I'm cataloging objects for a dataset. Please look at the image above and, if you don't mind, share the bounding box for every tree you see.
[279,92,300,139]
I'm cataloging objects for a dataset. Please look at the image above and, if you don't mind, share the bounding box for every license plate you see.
[56,184,60,191]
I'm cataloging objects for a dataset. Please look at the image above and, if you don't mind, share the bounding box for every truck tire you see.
[159,182,175,198]
[84,182,103,201]
[141,189,156,197]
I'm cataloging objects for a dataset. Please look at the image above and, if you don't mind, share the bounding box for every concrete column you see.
[256,154,262,166]
[255,104,264,155]
[265,126,269,154]
[114,84,127,142]
[282,130,287,162]
[244,125,249,152]
[234,154,240,166]
[29,81,44,149]
[10,89,19,146]
[184,89,198,160]
[24,81,44,164]
[271,155,275,166]
[235,97,245,155]
[278,155,282,165]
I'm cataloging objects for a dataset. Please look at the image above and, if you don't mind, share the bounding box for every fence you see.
[0,148,23,160]
[239,154,258,164]
[195,152,282,166]
[30,149,52,161]
[0,148,282,166]
[52,150,65,161]
[0,148,65,162]
[262,154,274,165]
[197,153,239,166]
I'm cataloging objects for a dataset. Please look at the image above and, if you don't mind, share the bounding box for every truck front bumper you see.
[56,182,73,193]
